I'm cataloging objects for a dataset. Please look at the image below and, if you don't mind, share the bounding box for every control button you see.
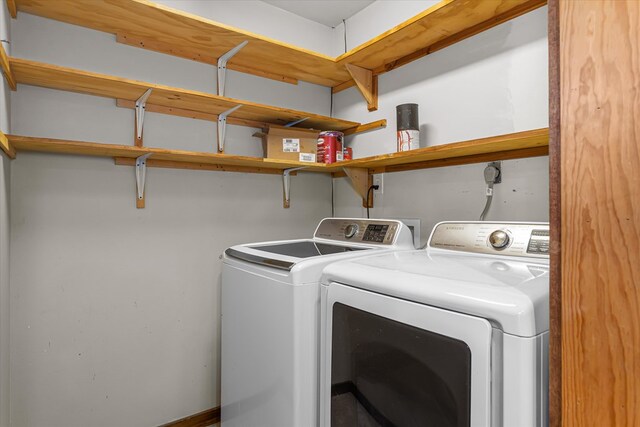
[489,230,510,250]
[344,224,359,239]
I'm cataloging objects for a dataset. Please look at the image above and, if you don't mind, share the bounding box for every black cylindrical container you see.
[396,103,419,152]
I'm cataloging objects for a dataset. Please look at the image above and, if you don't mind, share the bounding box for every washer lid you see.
[322,250,549,337]
[225,239,375,271]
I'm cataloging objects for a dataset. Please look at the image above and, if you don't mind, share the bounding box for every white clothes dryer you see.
[320,221,550,427]
[221,218,415,427]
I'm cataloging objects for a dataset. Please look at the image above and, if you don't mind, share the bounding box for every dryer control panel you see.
[314,218,412,246]
[428,222,550,258]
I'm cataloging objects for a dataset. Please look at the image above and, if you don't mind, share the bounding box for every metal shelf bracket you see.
[217,41,248,96]
[135,153,152,208]
[217,105,242,152]
[282,167,307,208]
[135,88,152,143]
[284,117,309,127]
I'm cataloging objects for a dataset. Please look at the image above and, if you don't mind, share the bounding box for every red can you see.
[317,131,344,164]
[336,147,352,161]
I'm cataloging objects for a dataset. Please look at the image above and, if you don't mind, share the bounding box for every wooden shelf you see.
[6,128,549,174]
[7,135,332,173]
[11,0,546,92]
[9,58,360,132]
[341,128,550,173]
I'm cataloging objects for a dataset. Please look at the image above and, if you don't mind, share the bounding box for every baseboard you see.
[158,407,220,427]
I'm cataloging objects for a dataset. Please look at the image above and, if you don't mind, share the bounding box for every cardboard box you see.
[258,125,319,163]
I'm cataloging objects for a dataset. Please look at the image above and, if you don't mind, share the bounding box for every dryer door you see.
[321,282,496,427]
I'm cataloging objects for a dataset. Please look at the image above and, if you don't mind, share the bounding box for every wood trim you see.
[158,407,220,427]
[0,130,16,159]
[560,1,640,425]
[0,41,16,90]
[547,0,561,426]
[6,0,16,18]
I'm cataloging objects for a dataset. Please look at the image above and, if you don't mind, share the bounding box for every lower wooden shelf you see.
[6,128,549,174]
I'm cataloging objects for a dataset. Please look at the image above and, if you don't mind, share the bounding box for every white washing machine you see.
[221,218,415,427]
[320,221,550,427]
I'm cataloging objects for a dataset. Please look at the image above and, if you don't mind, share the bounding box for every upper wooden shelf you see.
[11,0,546,90]
[6,128,549,174]
[9,57,360,132]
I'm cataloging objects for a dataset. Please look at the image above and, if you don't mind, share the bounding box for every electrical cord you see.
[331,177,335,217]
[479,164,500,221]
[366,184,379,218]
[343,19,347,53]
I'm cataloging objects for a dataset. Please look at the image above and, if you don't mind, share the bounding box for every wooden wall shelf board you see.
[7,128,549,175]
[12,0,546,92]
[13,0,349,87]
[333,0,547,92]
[7,135,332,172]
[9,58,359,132]
[342,128,549,172]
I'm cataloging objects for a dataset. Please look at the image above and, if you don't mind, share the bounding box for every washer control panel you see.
[314,218,405,245]
[429,222,550,258]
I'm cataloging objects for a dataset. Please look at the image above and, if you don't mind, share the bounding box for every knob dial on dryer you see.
[489,230,510,249]
[344,224,359,239]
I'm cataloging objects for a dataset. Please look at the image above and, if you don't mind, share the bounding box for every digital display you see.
[363,224,389,243]
[527,229,550,254]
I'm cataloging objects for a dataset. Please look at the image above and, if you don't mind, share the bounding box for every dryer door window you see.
[331,303,471,427]
[323,283,494,427]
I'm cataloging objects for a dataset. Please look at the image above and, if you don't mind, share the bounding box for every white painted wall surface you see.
[156,0,336,57]
[333,1,439,54]
[9,7,331,427]
[6,2,551,426]
[333,7,550,243]
[1,3,11,426]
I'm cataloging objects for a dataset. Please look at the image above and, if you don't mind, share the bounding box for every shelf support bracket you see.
[135,88,152,146]
[135,153,152,209]
[217,105,242,153]
[345,64,378,112]
[282,167,306,209]
[344,167,373,208]
[217,41,248,96]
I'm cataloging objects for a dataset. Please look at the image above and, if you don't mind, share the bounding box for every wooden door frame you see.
[547,0,561,426]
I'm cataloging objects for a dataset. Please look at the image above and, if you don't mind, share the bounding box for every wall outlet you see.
[373,174,384,194]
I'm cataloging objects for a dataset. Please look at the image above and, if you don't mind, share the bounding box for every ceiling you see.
[262,0,375,27]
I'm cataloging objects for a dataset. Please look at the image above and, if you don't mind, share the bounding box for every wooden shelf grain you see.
[341,128,550,173]
[9,58,360,132]
[12,0,546,91]
[7,129,549,175]
[7,135,332,173]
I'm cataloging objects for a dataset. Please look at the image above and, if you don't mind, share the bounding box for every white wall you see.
[156,0,336,57]
[8,7,332,427]
[333,6,549,244]
[1,2,11,426]
[6,2,550,426]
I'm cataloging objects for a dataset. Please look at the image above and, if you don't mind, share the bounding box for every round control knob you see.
[489,230,510,249]
[344,224,359,239]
